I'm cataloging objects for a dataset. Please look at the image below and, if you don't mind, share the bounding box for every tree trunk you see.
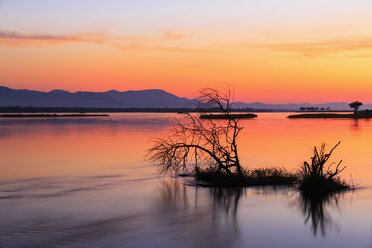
[235,163,243,177]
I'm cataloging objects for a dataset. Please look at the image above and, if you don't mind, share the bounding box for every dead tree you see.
[147,87,244,176]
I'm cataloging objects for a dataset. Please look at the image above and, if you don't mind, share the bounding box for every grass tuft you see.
[194,167,298,187]
[299,176,350,196]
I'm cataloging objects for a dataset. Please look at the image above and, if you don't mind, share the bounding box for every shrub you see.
[299,141,350,194]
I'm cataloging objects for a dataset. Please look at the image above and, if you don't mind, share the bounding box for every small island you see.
[287,112,372,119]
[0,114,109,118]
[200,113,257,119]
[288,101,372,119]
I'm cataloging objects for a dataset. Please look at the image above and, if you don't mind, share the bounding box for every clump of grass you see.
[299,176,349,196]
[299,141,351,195]
[195,167,297,187]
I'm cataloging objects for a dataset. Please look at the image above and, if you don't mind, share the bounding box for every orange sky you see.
[1,0,372,103]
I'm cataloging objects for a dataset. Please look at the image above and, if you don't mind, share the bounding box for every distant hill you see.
[0,86,371,110]
[0,86,194,108]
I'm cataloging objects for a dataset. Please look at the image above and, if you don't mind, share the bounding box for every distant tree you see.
[299,107,305,112]
[349,101,363,114]
[147,87,244,176]
[320,107,325,112]
[326,107,331,112]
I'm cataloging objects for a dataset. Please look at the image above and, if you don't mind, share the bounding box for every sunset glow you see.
[1,0,372,103]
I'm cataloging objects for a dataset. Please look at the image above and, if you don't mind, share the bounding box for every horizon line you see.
[1,85,371,105]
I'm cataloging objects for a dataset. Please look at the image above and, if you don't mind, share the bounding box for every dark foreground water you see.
[0,113,371,248]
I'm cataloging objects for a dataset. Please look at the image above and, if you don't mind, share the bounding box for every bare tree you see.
[147,87,244,176]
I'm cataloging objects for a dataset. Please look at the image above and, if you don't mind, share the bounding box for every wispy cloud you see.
[0,29,213,53]
[0,30,105,44]
[257,36,372,57]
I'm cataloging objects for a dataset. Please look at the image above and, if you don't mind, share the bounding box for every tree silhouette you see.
[349,101,363,114]
[147,87,244,176]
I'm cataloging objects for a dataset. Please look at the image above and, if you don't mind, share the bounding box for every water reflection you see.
[0,175,158,200]
[298,192,342,238]
[0,175,367,248]
[158,179,246,216]
[158,179,347,240]
[156,179,242,244]
[0,114,173,138]
[1,113,372,247]
[209,187,244,217]
[351,119,360,131]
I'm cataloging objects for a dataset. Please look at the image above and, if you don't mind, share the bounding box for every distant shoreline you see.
[0,106,353,113]
[0,114,109,118]
[288,113,372,119]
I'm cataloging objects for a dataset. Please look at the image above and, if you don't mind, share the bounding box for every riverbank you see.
[287,113,372,119]
[0,114,109,118]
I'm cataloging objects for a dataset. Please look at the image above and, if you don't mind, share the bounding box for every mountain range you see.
[0,86,370,110]
[0,86,193,108]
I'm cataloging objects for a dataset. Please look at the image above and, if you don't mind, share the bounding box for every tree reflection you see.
[157,178,189,210]
[155,179,243,247]
[158,179,348,239]
[351,119,360,131]
[156,179,244,218]
[298,191,342,237]
[209,187,245,217]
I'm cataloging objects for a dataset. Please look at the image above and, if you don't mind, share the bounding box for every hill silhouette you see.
[0,86,371,110]
[0,86,194,108]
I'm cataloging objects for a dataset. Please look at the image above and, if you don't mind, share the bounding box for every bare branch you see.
[147,86,244,176]
[300,141,346,181]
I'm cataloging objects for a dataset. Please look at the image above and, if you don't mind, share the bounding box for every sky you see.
[1,0,372,103]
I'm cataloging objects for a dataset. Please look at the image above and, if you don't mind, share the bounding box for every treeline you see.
[299,107,331,112]
[0,106,264,113]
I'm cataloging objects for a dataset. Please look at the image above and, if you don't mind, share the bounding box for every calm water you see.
[0,113,371,248]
